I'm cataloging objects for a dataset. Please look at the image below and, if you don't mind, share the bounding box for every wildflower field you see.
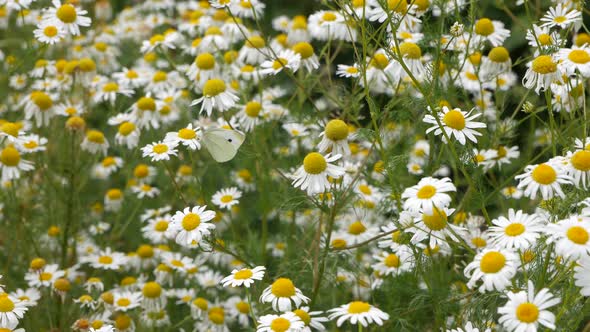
[2,0,590,331]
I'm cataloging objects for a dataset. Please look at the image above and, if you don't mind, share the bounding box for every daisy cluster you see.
[0,0,590,331]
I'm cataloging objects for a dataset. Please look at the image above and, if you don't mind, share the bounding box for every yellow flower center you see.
[488,47,509,63]
[220,195,234,203]
[137,97,156,111]
[152,144,169,154]
[153,71,167,82]
[358,184,372,195]
[567,226,589,244]
[416,185,436,199]
[142,282,162,298]
[114,315,131,329]
[246,36,265,48]
[270,317,291,332]
[331,238,347,248]
[303,152,327,174]
[571,150,590,171]
[137,245,153,258]
[346,67,359,74]
[44,25,58,37]
[370,54,389,69]
[182,213,201,231]
[54,278,71,292]
[272,58,288,71]
[203,79,226,96]
[538,33,552,45]
[155,220,169,232]
[193,297,208,310]
[384,253,400,268]
[233,268,253,280]
[270,278,295,297]
[532,55,557,74]
[0,295,15,312]
[471,237,487,247]
[32,91,53,110]
[443,110,466,130]
[0,146,20,167]
[178,128,196,139]
[40,272,53,281]
[475,18,494,36]
[106,189,122,200]
[348,221,367,235]
[325,119,349,141]
[479,251,506,273]
[236,301,250,313]
[245,101,262,117]
[103,82,119,92]
[116,298,131,307]
[1,123,20,137]
[399,42,422,59]
[516,303,539,323]
[348,301,371,313]
[56,4,77,23]
[149,34,165,45]
[387,0,407,12]
[292,42,314,59]
[126,70,138,78]
[30,257,46,270]
[569,49,590,64]
[505,223,525,236]
[196,53,216,70]
[117,121,137,136]
[554,16,566,24]
[531,164,556,185]
[98,255,113,265]
[422,209,448,231]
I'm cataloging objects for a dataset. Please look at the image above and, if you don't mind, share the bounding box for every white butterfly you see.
[202,128,246,163]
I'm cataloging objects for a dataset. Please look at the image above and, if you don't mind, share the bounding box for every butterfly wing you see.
[202,128,246,163]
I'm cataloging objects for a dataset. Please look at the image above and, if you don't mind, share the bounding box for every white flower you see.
[34,22,66,44]
[402,176,456,214]
[423,107,486,145]
[164,123,201,151]
[515,162,572,200]
[522,55,563,94]
[540,4,582,29]
[574,256,590,296]
[0,145,34,183]
[220,266,266,288]
[167,206,216,247]
[291,152,345,195]
[498,280,560,331]
[211,187,242,210]
[545,216,590,259]
[260,49,301,76]
[256,312,304,332]
[328,301,389,327]
[556,46,590,77]
[464,248,519,293]
[488,209,545,250]
[260,278,310,312]
[141,141,178,162]
[191,78,239,116]
[42,0,92,36]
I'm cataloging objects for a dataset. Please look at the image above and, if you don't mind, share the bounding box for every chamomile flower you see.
[191,78,239,116]
[546,216,590,259]
[407,207,466,247]
[85,247,127,270]
[515,162,572,200]
[164,124,201,150]
[522,54,562,94]
[42,0,92,36]
[0,145,34,183]
[318,119,351,156]
[220,266,266,288]
[574,255,590,296]
[260,278,310,312]
[488,209,545,250]
[81,130,109,156]
[328,301,389,327]
[141,141,178,162]
[423,107,486,145]
[371,247,414,276]
[112,291,142,312]
[0,294,27,328]
[464,248,519,293]
[260,50,301,76]
[291,152,345,195]
[498,280,560,332]
[540,4,582,29]
[564,149,590,188]
[168,206,216,247]
[402,176,456,214]
[34,22,66,44]
[25,263,65,288]
[447,321,490,332]
[257,312,305,332]
[472,18,510,46]
[235,100,265,132]
[212,187,242,210]
[557,46,590,77]
[336,64,360,78]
